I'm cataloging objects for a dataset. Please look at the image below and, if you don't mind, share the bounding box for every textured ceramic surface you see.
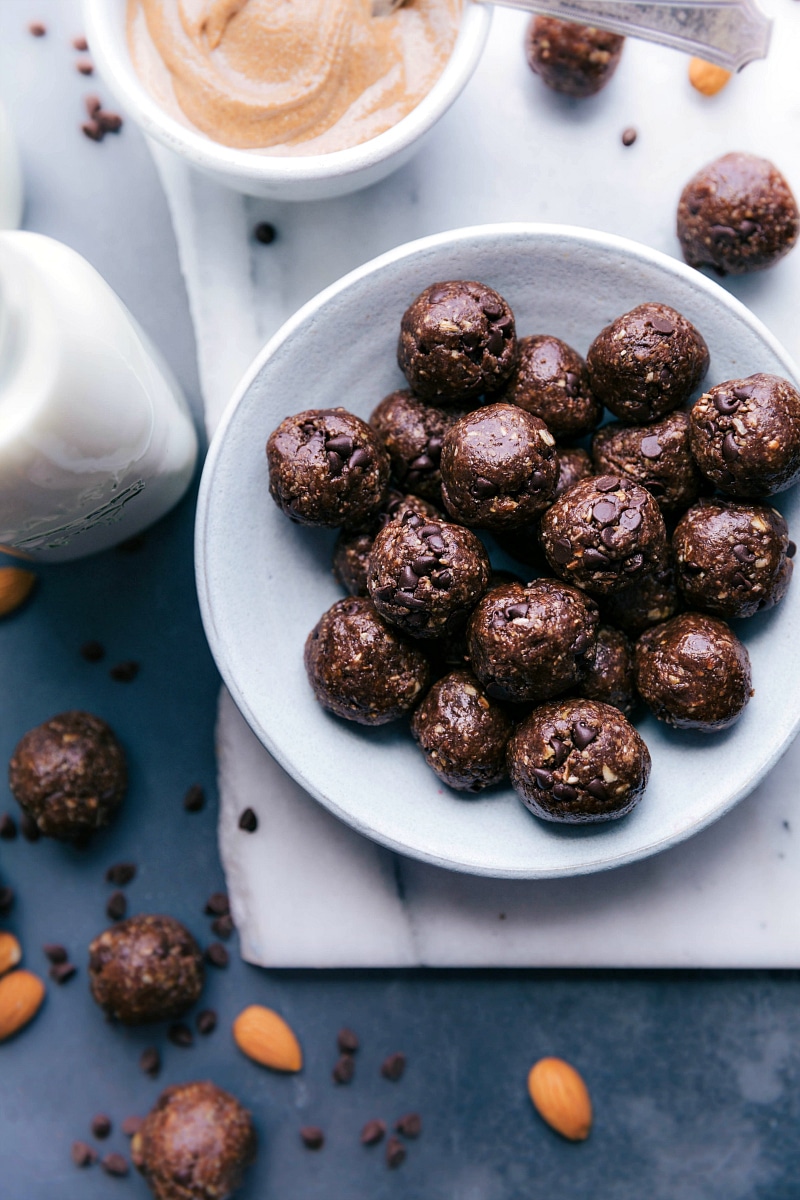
[82,0,491,201]
[196,224,800,878]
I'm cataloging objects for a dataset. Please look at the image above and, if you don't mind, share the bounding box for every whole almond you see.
[233,1005,303,1072]
[0,931,22,977]
[0,568,36,618]
[527,1057,592,1141]
[0,969,46,1041]
[689,57,732,97]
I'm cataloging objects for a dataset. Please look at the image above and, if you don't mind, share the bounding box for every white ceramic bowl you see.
[82,1,492,201]
[196,223,800,878]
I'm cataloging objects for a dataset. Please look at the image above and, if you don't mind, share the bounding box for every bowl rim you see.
[196,221,800,878]
[81,0,492,186]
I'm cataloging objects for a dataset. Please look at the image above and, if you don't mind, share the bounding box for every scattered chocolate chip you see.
[106,891,127,922]
[121,1116,143,1137]
[110,660,139,682]
[204,892,229,917]
[300,1126,325,1150]
[140,1047,161,1077]
[0,887,15,915]
[91,1115,112,1140]
[80,640,105,662]
[97,111,123,134]
[73,35,89,51]
[386,1136,406,1169]
[28,21,47,37]
[337,1027,359,1054]
[72,1141,96,1167]
[238,807,258,832]
[333,1054,355,1084]
[76,59,94,75]
[205,941,229,968]
[395,1112,422,1138]
[168,1022,194,1048]
[49,961,77,985]
[0,814,17,840]
[20,813,40,842]
[621,127,637,146]
[183,784,205,813]
[101,1153,128,1178]
[43,943,67,964]
[361,1119,386,1145]
[105,862,136,886]
[573,722,597,751]
[196,1009,218,1036]
[381,1052,406,1082]
[254,222,277,245]
[211,913,234,940]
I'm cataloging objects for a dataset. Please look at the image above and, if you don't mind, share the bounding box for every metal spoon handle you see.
[484,0,772,71]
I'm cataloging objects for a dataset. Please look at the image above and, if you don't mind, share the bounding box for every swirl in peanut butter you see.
[127,0,463,155]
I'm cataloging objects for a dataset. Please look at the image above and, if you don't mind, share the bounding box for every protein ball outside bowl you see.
[508,699,650,824]
[266,408,390,528]
[370,390,463,505]
[304,597,430,724]
[397,281,518,404]
[131,1081,256,1200]
[525,17,625,98]
[635,612,753,731]
[9,711,126,842]
[689,373,800,497]
[467,579,599,703]
[677,152,799,275]
[600,553,681,636]
[411,669,513,791]
[575,625,637,717]
[541,475,667,596]
[496,335,602,440]
[367,513,491,638]
[332,493,441,597]
[88,915,204,1024]
[440,404,559,530]
[673,499,793,618]
[591,410,708,514]
[586,303,709,424]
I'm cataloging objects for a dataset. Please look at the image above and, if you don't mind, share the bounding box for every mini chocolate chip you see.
[732,571,751,589]
[549,738,569,766]
[533,768,554,790]
[76,58,94,75]
[487,330,504,355]
[620,509,642,531]
[325,435,353,457]
[121,1117,143,1137]
[73,35,89,51]
[395,1113,422,1138]
[411,556,437,576]
[338,1027,359,1054]
[402,511,422,527]
[43,943,67,964]
[196,1009,218,1035]
[204,892,230,917]
[462,330,482,350]
[20,813,40,842]
[649,315,675,335]
[349,448,371,470]
[140,1047,161,1077]
[583,548,611,569]
[101,1154,128,1178]
[640,436,662,459]
[528,470,547,491]
[600,527,617,549]
[97,111,122,133]
[0,814,16,840]
[50,961,77,984]
[91,1115,112,1139]
[660,366,674,386]
[592,500,618,525]
[0,887,15,915]
[205,942,229,968]
[386,1136,406,1169]
[481,299,503,318]
[426,436,443,458]
[361,1119,386,1145]
[552,537,573,565]
[714,393,740,415]
[552,782,578,803]
[239,808,258,832]
[739,220,757,236]
[733,544,756,563]
[110,661,139,682]
[426,535,445,554]
[80,640,105,662]
[183,784,205,812]
[702,420,716,437]
[419,524,441,538]
[72,1141,96,1167]
[621,126,637,146]
[474,476,497,499]
[710,224,737,241]
[300,1127,325,1150]
[327,451,343,476]
[168,1023,194,1048]
[787,542,796,558]
[106,892,127,921]
[28,22,47,36]
[506,603,529,620]
[409,454,434,472]
[587,778,608,801]
[374,584,396,602]
[81,120,102,141]
[565,371,580,397]
[572,631,591,654]
[733,384,754,400]
[573,722,597,750]
[722,432,740,462]
[333,1054,355,1084]
[395,593,428,611]
[432,570,452,588]
[381,1051,406,1081]
[595,476,621,492]
[254,222,277,245]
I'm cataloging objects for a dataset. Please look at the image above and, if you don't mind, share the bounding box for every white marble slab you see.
[149,0,800,966]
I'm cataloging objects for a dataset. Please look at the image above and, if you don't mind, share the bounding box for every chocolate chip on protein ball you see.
[689,373,800,497]
[525,17,625,97]
[575,625,637,717]
[600,553,681,636]
[508,699,650,823]
[9,711,127,842]
[541,475,667,596]
[131,1082,256,1200]
[411,669,514,792]
[370,390,464,505]
[467,579,599,703]
[497,335,603,440]
[591,410,708,514]
[635,612,753,731]
[88,914,204,1025]
[332,492,442,598]
[267,408,390,528]
[397,281,518,404]
[587,303,709,424]
[367,515,491,639]
[305,597,430,725]
[677,152,799,275]
[673,499,793,618]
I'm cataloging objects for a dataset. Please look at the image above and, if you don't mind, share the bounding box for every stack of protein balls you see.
[266,271,800,828]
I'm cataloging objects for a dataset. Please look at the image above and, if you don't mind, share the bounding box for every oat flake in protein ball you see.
[127,0,462,153]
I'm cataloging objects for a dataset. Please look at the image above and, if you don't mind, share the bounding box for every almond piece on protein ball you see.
[689,57,731,96]
[0,969,46,1041]
[0,931,22,977]
[233,1005,303,1072]
[527,1056,592,1141]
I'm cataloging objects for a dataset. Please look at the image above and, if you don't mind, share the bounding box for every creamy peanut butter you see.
[127,0,462,155]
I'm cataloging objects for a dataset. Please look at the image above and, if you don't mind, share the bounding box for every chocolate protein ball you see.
[492,449,593,567]
[525,17,625,98]
[440,403,558,530]
[600,553,681,636]
[635,612,753,731]
[541,475,668,596]
[508,699,650,824]
[370,389,462,504]
[397,281,518,404]
[689,373,800,497]
[673,499,793,618]
[332,492,441,596]
[411,669,513,792]
[587,303,709,424]
[677,152,799,276]
[88,915,204,1025]
[467,579,599,703]
[9,711,126,842]
[368,512,490,638]
[266,408,390,528]
[131,1081,256,1200]
[304,597,430,724]
[591,410,707,514]
[576,625,637,717]
[497,335,602,440]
